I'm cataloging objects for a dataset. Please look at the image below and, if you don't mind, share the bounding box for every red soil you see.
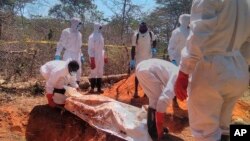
[0,74,249,141]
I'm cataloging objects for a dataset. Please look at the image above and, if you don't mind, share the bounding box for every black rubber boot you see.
[89,78,96,93]
[147,107,158,140]
[97,78,104,94]
[134,77,139,98]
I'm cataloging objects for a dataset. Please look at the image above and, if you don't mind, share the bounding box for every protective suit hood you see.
[70,17,82,32]
[179,14,190,28]
[94,23,102,33]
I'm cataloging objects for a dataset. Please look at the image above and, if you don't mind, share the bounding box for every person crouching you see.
[40,60,80,107]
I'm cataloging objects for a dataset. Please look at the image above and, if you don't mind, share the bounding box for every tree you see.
[48,0,103,23]
[102,0,144,45]
[146,0,192,42]
[0,0,34,39]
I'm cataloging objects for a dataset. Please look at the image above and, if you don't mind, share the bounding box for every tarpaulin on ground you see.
[64,88,152,141]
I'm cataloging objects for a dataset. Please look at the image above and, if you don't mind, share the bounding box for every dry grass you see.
[0,42,129,83]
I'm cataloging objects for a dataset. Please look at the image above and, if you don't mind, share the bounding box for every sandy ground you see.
[0,74,249,141]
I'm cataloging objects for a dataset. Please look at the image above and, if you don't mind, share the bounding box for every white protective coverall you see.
[136,59,178,112]
[55,17,83,81]
[88,23,105,78]
[132,31,156,66]
[180,1,250,141]
[40,60,78,104]
[168,14,190,65]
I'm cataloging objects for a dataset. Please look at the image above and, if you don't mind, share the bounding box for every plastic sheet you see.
[64,87,152,141]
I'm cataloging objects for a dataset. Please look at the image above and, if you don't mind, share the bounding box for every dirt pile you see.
[103,74,188,116]
[0,96,45,140]
[0,97,124,141]
[26,105,123,141]
[103,74,143,101]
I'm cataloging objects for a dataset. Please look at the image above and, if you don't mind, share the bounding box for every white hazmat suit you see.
[136,59,178,113]
[55,17,83,82]
[40,60,79,105]
[132,31,156,66]
[168,14,190,66]
[136,58,178,140]
[88,23,105,78]
[88,23,106,93]
[179,1,250,141]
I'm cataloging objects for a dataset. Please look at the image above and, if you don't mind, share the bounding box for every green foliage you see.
[146,0,192,44]
[48,0,103,22]
[0,0,15,7]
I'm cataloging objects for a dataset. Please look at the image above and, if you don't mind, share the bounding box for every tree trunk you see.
[0,21,2,40]
[121,0,127,41]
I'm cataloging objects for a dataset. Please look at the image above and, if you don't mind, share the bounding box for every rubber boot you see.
[89,78,96,93]
[147,107,158,140]
[97,78,104,94]
[134,77,139,98]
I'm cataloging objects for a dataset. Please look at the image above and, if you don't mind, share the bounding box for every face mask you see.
[98,26,102,32]
[70,71,77,77]
[76,23,82,31]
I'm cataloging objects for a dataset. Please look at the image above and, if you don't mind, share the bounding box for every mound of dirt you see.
[25,105,124,141]
[0,96,45,140]
[103,74,188,114]
[103,74,145,103]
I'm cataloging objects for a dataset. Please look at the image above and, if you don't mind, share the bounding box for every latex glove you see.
[104,57,108,64]
[55,55,61,60]
[171,60,177,66]
[90,57,96,69]
[46,93,56,107]
[81,56,85,64]
[151,48,157,57]
[130,60,135,70]
[174,71,189,101]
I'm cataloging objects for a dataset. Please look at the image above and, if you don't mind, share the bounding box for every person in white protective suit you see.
[55,17,84,84]
[40,60,79,107]
[130,22,157,98]
[88,23,108,93]
[168,14,190,66]
[174,1,250,141]
[136,58,178,140]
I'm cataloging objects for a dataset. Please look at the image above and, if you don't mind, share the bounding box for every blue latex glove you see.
[171,60,178,66]
[151,48,157,57]
[81,56,85,64]
[130,60,136,70]
[55,55,61,60]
